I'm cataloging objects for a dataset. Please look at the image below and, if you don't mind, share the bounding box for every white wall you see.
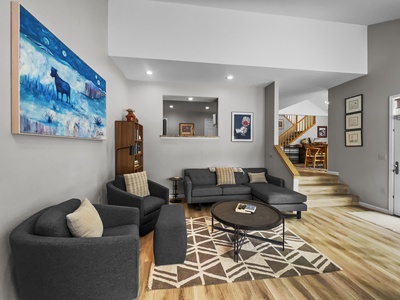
[329,19,400,211]
[0,1,129,299]
[108,0,367,74]
[128,81,265,194]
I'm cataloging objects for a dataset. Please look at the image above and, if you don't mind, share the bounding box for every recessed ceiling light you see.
[169,105,173,108]
[226,75,234,80]
[146,70,153,75]
[205,106,210,110]
[188,97,193,101]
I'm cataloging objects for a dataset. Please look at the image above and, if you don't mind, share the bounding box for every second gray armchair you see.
[106,175,169,236]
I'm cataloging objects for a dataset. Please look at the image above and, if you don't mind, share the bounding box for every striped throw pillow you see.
[124,171,150,197]
[248,172,268,183]
[215,167,236,185]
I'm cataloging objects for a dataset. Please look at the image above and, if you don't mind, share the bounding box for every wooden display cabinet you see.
[115,121,143,175]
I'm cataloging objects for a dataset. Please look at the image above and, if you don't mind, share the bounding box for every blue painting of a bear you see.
[18,5,106,139]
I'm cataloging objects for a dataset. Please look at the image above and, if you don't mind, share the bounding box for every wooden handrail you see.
[279,115,316,146]
[274,145,300,178]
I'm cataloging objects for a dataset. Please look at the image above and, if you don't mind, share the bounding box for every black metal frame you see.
[212,215,285,263]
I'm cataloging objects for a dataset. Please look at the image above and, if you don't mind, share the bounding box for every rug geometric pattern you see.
[148,217,341,290]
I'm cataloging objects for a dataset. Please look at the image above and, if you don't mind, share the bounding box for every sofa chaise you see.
[184,167,307,218]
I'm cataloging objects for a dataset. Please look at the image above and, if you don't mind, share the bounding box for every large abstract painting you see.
[11,3,106,140]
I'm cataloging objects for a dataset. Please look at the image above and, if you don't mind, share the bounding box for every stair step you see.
[299,175,339,184]
[299,183,349,195]
[306,194,359,207]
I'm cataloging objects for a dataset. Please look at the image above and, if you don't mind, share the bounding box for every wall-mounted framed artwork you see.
[317,126,328,138]
[278,119,284,130]
[345,130,363,147]
[11,3,106,140]
[345,112,362,130]
[345,94,363,114]
[231,112,253,142]
[179,123,194,136]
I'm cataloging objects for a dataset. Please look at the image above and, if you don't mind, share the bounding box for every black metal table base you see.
[212,217,285,262]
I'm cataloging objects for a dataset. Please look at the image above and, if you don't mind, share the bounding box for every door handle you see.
[394,162,399,175]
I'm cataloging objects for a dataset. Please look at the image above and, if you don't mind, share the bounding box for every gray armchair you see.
[106,175,169,236]
[9,199,140,300]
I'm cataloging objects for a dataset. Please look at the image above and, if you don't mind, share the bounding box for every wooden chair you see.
[314,147,327,169]
[304,147,321,169]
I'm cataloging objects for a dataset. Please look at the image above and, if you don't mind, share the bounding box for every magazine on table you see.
[235,203,257,214]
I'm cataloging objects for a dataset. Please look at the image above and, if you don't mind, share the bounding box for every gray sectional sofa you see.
[184,167,307,219]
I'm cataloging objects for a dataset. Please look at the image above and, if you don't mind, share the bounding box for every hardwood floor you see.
[138,203,400,300]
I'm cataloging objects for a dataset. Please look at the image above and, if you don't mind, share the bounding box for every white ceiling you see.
[153,0,400,25]
[112,0,400,104]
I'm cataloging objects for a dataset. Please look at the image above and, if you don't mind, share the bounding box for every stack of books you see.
[235,203,257,214]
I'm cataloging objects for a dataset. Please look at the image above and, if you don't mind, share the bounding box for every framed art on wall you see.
[345,94,363,114]
[278,119,284,130]
[231,112,253,142]
[345,130,363,147]
[11,3,106,140]
[179,123,194,136]
[345,112,362,130]
[317,126,327,138]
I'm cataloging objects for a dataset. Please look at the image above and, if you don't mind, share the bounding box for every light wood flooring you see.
[138,203,400,300]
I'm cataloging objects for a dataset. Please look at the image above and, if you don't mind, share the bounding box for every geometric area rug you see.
[148,217,341,290]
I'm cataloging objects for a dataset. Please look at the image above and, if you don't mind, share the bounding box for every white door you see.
[394,116,400,216]
[204,118,217,136]
[390,94,400,216]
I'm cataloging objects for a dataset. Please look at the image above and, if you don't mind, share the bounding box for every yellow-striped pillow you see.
[215,167,236,185]
[124,171,150,197]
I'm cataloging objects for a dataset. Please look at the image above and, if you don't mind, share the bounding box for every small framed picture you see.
[317,126,327,138]
[232,112,253,142]
[179,123,194,136]
[345,94,363,114]
[345,112,362,130]
[345,130,363,147]
[278,119,284,130]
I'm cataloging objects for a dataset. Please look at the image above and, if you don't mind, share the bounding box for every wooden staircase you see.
[279,115,316,146]
[298,170,359,207]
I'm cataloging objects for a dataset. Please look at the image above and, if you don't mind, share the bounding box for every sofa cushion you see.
[248,172,268,183]
[34,198,81,237]
[246,183,307,204]
[192,185,222,197]
[124,171,150,197]
[220,184,252,195]
[66,198,103,237]
[103,224,138,237]
[142,196,165,215]
[186,169,217,186]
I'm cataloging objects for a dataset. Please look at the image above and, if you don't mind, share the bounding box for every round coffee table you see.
[211,200,284,262]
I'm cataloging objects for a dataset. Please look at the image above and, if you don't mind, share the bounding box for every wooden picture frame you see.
[317,126,327,138]
[345,112,362,130]
[345,130,363,147]
[345,94,363,114]
[231,112,253,142]
[179,123,194,136]
[11,3,106,140]
[278,119,284,130]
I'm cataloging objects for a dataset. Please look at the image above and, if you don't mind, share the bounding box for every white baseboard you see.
[326,170,339,176]
[359,202,390,214]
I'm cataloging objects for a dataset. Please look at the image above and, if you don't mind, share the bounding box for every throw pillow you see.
[248,172,268,183]
[124,171,150,197]
[215,167,236,185]
[66,198,103,237]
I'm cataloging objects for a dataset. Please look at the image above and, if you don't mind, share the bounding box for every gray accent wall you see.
[0,1,130,299]
[329,19,400,211]
[128,81,266,193]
